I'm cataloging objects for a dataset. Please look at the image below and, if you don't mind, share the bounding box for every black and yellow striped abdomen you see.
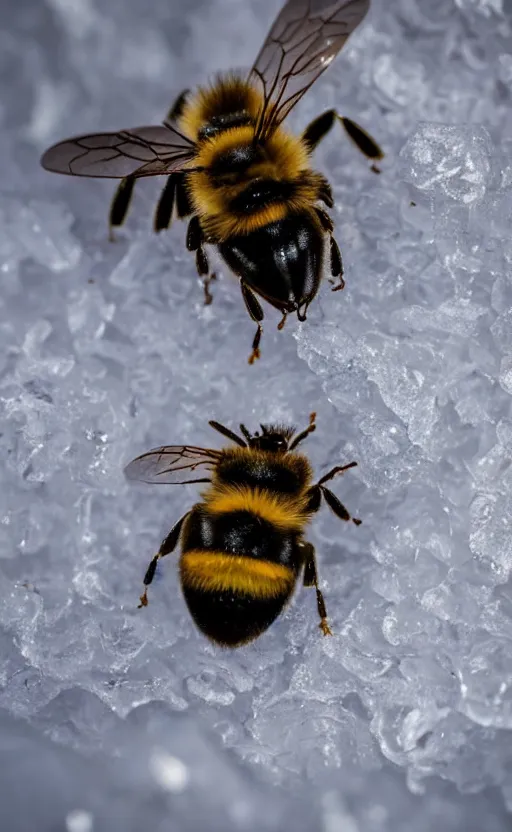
[178,448,315,646]
[179,476,313,646]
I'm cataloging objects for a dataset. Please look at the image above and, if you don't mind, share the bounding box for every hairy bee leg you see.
[175,175,193,219]
[109,90,190,239]
[300,541,332,637]
[317,176,334,208]
[154,174,177,232]
[208,420,247,448]
[109,175,136,240]
[138,513,188,608]
[302,109,383,169]
[289,411,317,450]
[240,281,264,365]
[306,461,361,526]
[186,215,202,251]
[153,89,192,232]
[315,206,334,233]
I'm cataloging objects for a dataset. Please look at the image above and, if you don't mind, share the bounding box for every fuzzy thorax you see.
[187,127,317,241]
[201,483,312,531]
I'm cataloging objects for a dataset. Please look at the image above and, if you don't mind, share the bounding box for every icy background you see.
[2,0,512,829]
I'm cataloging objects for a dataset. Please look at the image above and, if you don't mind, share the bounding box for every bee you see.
[124,413,361,647]
[41,0,382,363]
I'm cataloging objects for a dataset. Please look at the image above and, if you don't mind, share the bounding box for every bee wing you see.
[249,0,370,140]
[41,124,197,178]
[124,445,222,485]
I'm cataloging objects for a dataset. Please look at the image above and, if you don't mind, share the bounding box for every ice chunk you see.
[399,124,494,203]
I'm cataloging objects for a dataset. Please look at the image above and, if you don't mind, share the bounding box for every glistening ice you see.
[1,0,512,830]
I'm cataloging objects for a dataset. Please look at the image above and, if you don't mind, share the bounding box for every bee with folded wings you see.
[42,0,382,362]
[124,414,361,647]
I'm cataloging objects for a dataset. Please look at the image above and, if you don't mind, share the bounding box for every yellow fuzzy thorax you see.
[180,550,295,598]
[193,125,309,179]
[178,76,263,142]
[200,483,311,531]
[185,125,313,240]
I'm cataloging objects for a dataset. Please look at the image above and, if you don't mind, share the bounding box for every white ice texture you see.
[2,0,512,829]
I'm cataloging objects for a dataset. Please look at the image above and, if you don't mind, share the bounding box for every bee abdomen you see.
[179,549,296,646]
[218,215,324,312]
[180,549,294,596]
[181,580,293,647]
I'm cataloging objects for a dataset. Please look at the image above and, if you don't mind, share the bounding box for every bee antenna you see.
[239,424,252,443]
[260,424,267,434]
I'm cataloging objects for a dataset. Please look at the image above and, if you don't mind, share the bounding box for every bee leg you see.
[317,462,358,485]
[186,216,216,305]
[240,281,264,365]
[306,462,361,526]
[319,486,361,526]
[314,206,333,233]
[154,174,177,232]
[289,411,317,450]
[302,109,383,171]
[109,175,136,241]
[176,175,193,219]
[277,311,288,331]
[138,513,188,608]
[152,90,192,233]
[109,90,191,240]
[317,176,334,209]
[313,207,344,291]
[300,541,332,637]
[329,236,344,292]
[202,273,216,306]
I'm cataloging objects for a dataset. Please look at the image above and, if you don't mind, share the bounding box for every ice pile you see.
[1,0,512,830]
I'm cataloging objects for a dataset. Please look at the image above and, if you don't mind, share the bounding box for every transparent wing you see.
[249,0,370,139]
[41,124,197,178]
[124,445,222,485]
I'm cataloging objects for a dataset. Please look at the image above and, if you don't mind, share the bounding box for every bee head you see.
[246,423,295,453]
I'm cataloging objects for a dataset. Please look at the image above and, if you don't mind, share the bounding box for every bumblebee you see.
[124,413,361,647]
[41,0,382,363]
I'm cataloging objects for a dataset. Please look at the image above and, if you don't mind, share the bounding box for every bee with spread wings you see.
[42,0,382,363]
[124,415,361,647]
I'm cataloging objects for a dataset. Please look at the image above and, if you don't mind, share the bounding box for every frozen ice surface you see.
[2,0,512,829]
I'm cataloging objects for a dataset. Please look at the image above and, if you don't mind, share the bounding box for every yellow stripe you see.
[203,485,309,531]
[180,550,295,598]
